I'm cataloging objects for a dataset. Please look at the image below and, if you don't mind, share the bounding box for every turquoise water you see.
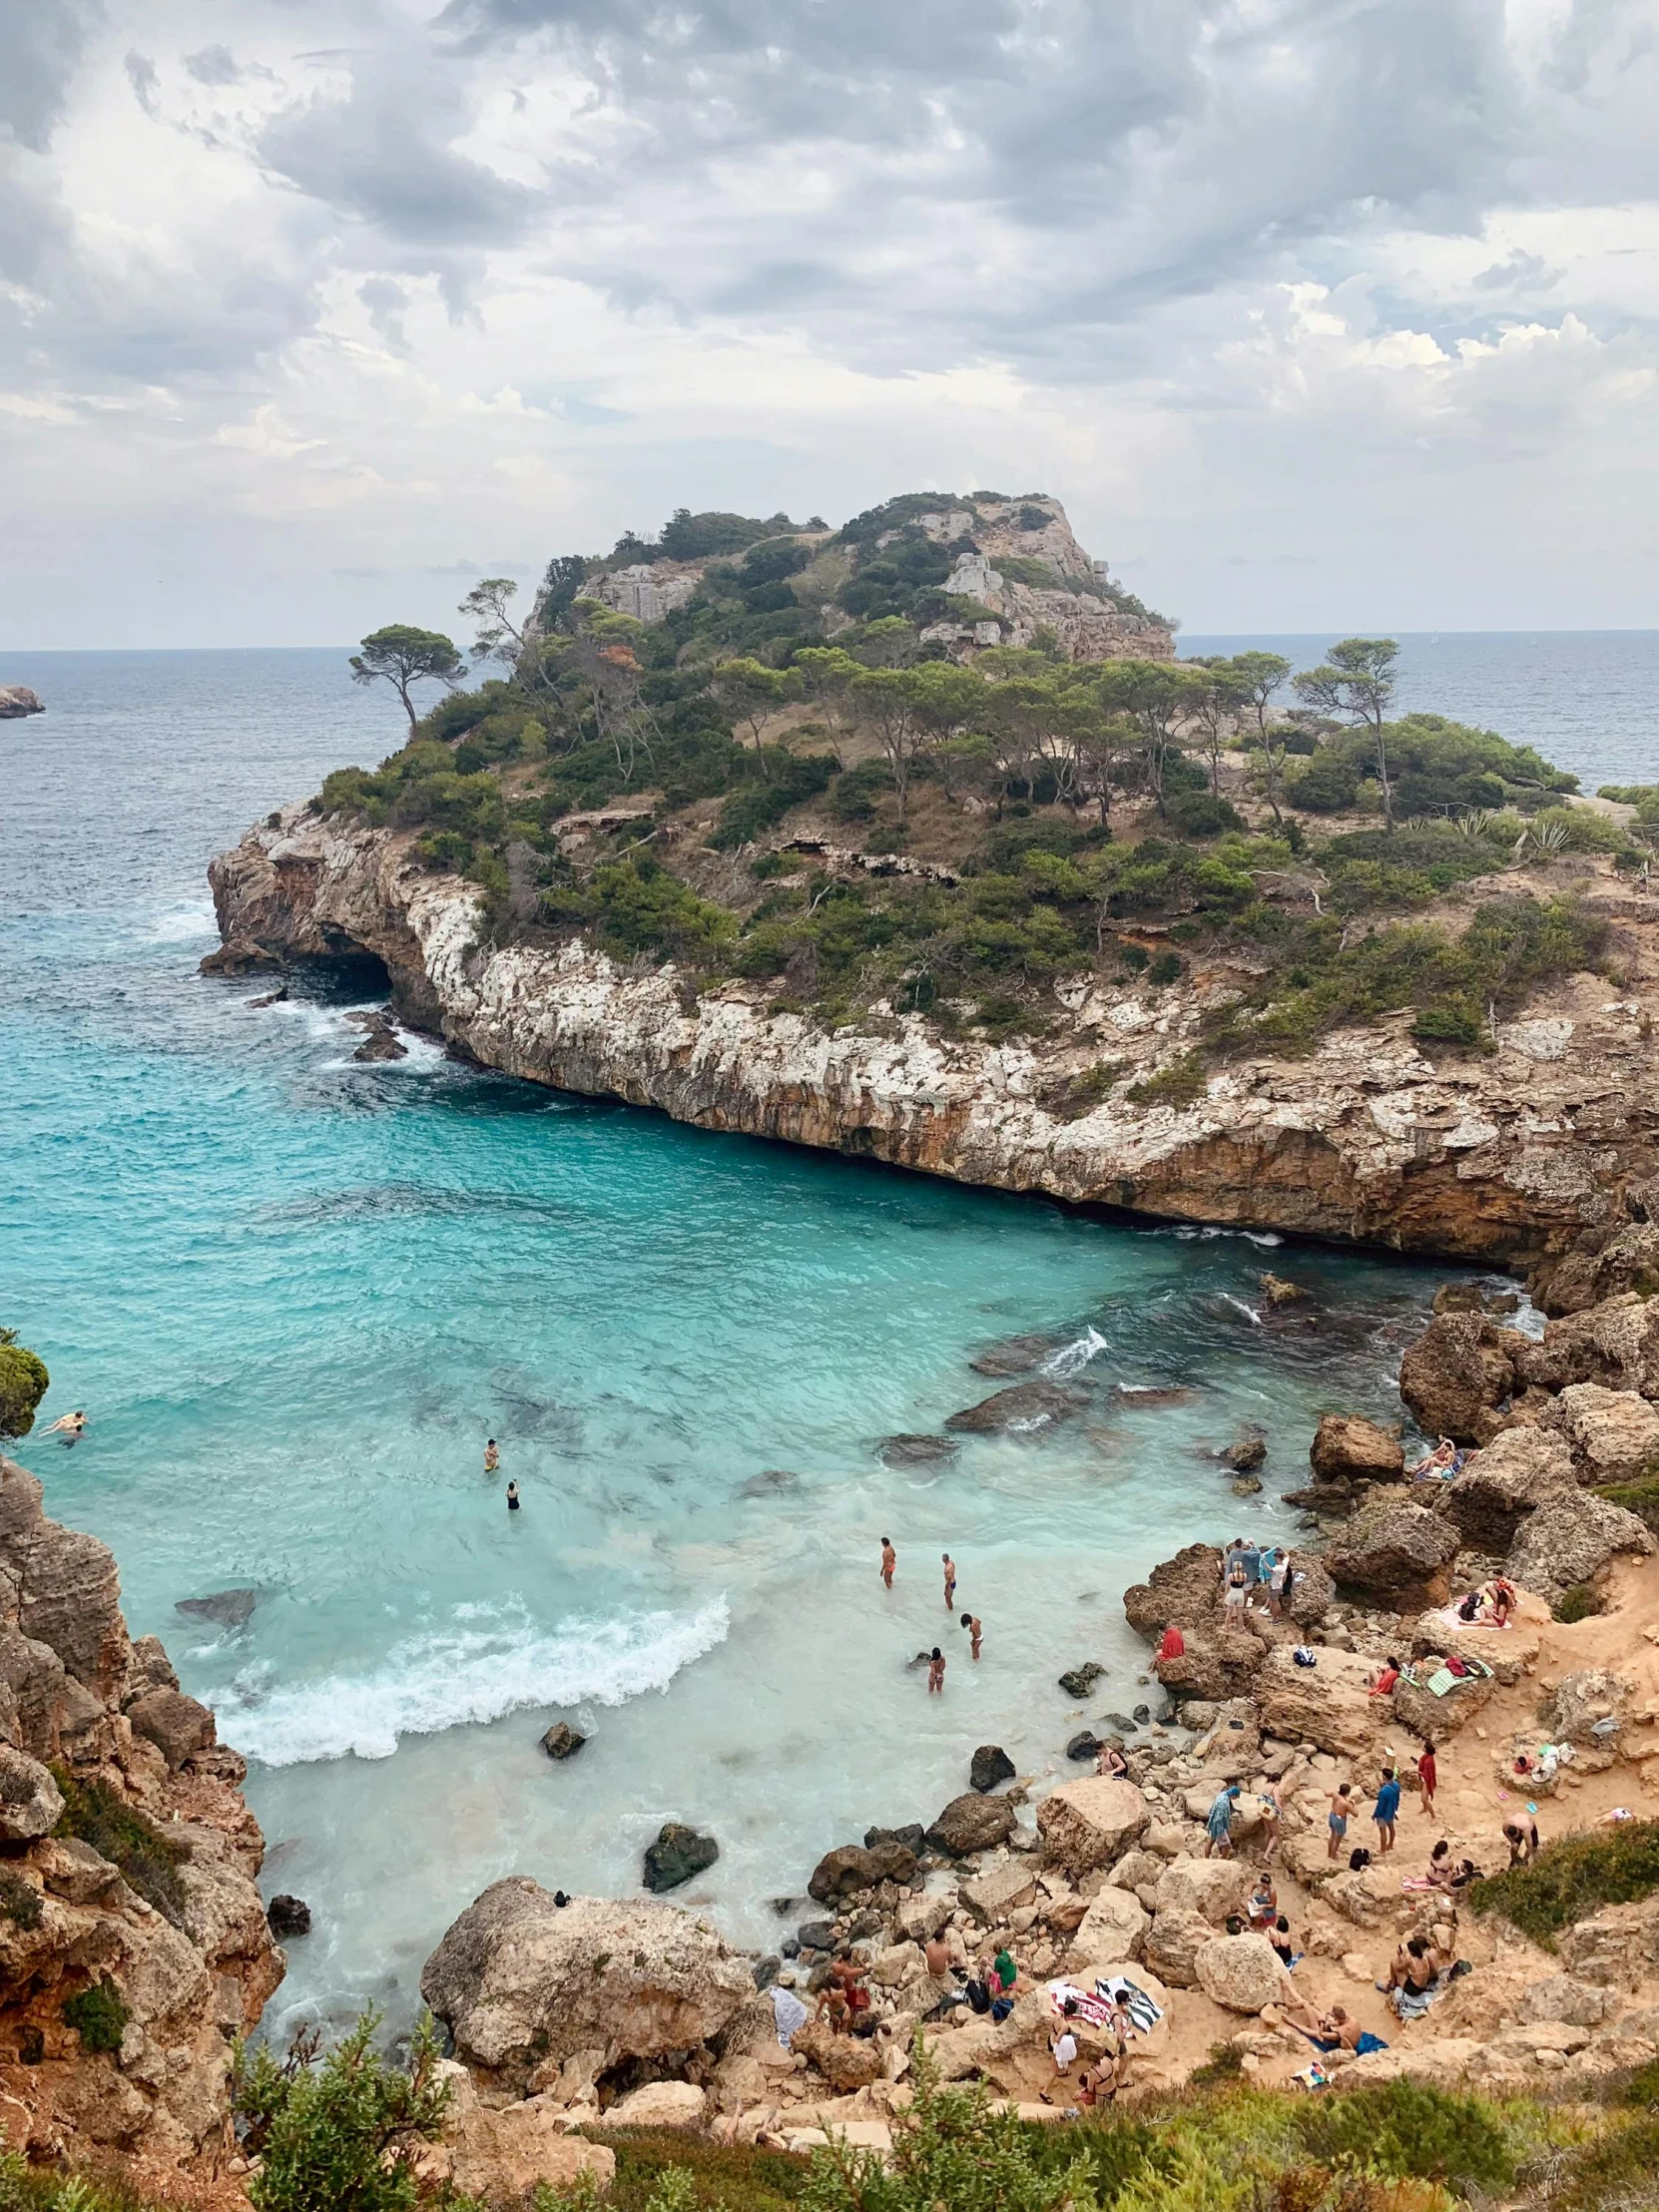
[0,650,1468,2038]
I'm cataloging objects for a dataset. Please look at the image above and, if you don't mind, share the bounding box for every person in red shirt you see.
[1417,1740,1437,1818]
[1369,1655,1401,1697]
[1158,1623,1185,1663]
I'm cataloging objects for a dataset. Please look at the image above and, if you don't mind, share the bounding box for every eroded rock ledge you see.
[208,811,1659,1267]
[0,1456,279,2173]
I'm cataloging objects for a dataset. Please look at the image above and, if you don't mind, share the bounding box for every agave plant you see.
[1454,809,1497,838]
[1516,817,1573,858]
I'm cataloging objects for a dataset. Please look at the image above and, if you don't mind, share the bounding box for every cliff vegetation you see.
[314,492,1645,1061]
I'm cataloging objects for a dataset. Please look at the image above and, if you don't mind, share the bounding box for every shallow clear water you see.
[0,648,1483,2039]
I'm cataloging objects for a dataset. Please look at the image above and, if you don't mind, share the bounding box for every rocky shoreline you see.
[0,1455,279,2179]
[206,809,1659,1271]
[398,1258,1659,2166]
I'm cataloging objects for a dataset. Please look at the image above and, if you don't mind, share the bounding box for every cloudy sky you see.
[3,0,1657,645]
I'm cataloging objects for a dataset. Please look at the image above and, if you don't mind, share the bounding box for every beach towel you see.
[770,1984,809,2048]
[1097,1975,1164,2034]
[1045,1979,1115,2029]
[1292,2062,1331,2091]
[1391,1980,1446,2022]
[1356,2032,1388,2055]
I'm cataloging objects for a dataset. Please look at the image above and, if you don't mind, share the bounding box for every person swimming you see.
[484,1438,499,1473]
[506,1480,520,1512]
[43,1410,87,1447]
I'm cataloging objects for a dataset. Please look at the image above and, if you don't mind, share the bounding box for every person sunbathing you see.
[1246,1874,1279,1926]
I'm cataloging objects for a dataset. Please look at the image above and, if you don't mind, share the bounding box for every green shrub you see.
[1411,998,1485,1049]
[1127,1052,1209,1109]
[584,2127,808,2212]
[1187,2040,1246,2088]
[0,1870,42,1930]
[62,1976,129,2055]
[591,854,739,966]
[1040,1061,1127,1120]
[710,755,836,849]
[0,1332,49,1441]
[1295,2076,1514,2195]
[1470,1818,1659,1946]
[830,759,895,822]
[52,1770,185,1925]
[1146,952,1184,986]
[1165,792,1244,837]
[233,2011,451,2212]
[1552,1581,1605,1623]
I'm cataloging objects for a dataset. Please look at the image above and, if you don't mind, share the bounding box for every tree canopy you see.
[349,626,467,730]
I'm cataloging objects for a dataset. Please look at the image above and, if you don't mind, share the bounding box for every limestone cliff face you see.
[0,1456,279,2173]
[208,811,1659,1269]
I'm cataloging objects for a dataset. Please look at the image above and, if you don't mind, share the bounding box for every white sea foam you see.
[1041,1327,1109,1380]
[219,1598,730,1767]
[1170,1226,1284,1248]
[1220,1294,1264,1326]
[145,897,218,942]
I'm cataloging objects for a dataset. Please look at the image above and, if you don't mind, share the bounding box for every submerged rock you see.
[348,1009,408,1062]
[541,1723,587,1760]
[1058,1661,1106,1699]
[1259,1273,1307,1307]
[739,1468,800,1496]
[1113,1384,1198,1408]
[944,1381,1088,1434]
[176,1588,258,1629]
[876,1433,959,1467]
[642,1822,719,1893]
[968,1333,1055,1378]
[1221,1434,1267,1473]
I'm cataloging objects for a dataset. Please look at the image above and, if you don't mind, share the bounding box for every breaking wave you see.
[219,1597,730,1767]
[1041,1326,1109,1380]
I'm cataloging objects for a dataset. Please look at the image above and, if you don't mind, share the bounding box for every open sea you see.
[0,633,1646,2039]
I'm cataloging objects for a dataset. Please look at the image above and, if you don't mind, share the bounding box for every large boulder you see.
[1507,1493,1654,1599]
[1547,1669,1633,1748]
[1398,1314,1517,1444]
[1541,1385,1659,1484]
[1534,1222,1659,1319]
[1036,1778,1147,1875]
[1392,1667,1500,1742]
[1068,1886,1149,1963]
[1151,1855,1249,1923]
[926,1793,1017,1857]
[1155,1625,1267,1703]
[0,1747,63,1842]
[1123,1544,1222,1639]
[807,1839,918,1904]
[1310,1415,1403,1484]
[1326,1493,1459,1611]
[943,1382,1088,1434]
[126,1688,218,1772]
[1256,1645,1389,1759]
[1282,1552,1336,1627]
[437,2065,616,2199]
[793,2022,885,2091]
[607,2081,708,2128]
[1438,1428,1576,1549]
[1143,1906,1212,1989]
[1195,1933,1287,2014]
[420,1882,755,2086]
[1514,1294,1659,1399]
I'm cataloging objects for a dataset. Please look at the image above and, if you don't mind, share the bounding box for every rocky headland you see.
[0,1456,279,2180]
[208,807,1658,1270]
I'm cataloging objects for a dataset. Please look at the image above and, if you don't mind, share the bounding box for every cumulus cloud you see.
[1,0,1657,643]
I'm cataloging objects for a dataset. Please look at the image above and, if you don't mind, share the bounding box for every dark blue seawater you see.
[0,646,1487,2032]
[1180,632,1659,793]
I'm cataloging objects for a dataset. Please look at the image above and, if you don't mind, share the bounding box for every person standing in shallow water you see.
[960,1611,982,1660]
[927,1647,945,1693]
[484,1438,499,1473]
[505,1480,520,1512]
[880,1537,895,1589]
[942,1553,956,1609]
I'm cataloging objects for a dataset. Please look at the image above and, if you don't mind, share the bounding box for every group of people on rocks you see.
[879,1537,983,1689]
[1220,1535,1297,1616]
